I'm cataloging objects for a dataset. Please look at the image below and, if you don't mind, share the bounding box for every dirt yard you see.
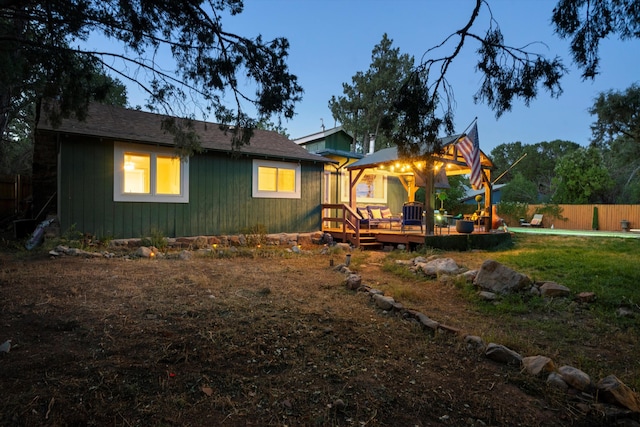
[0,246,628,426]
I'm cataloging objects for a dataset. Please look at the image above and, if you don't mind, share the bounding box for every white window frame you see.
[340,170,387,204]
[114,142,189,203]
[252,159,301,199]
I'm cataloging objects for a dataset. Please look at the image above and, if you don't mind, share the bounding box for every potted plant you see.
[436,191,447,212]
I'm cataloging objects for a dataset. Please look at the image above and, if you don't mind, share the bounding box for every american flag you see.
[456,123,482,189]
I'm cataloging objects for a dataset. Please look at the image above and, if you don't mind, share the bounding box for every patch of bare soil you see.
[0,249,613,426]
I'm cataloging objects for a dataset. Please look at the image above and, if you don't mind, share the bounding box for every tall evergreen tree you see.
[329,34,414,152]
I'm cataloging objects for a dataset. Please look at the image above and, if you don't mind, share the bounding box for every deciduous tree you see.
[552,146,613,203]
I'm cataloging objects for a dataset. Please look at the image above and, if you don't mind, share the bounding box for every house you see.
[461,184,506,205]
[32,103,332,239]
[294,126,406,213]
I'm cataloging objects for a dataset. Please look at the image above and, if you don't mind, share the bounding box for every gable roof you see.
[293,125,352,145]
[36,103,332,163]
[347,134,493,172]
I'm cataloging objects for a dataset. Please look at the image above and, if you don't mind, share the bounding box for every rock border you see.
[337,257,640,422]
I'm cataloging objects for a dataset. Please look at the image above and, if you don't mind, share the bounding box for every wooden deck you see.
[321,203,511,250]
[323,225,512,251]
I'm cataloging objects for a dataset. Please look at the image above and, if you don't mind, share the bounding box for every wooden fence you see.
[524,204,640,232]
[0,174,32,221]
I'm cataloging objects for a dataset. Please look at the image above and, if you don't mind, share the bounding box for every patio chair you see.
[521,214,543,227]
[401,202,424,232]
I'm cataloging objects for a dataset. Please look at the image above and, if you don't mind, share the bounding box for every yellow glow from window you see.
[278,168,295,192]
[156,156,181,195]
[123,153,150,193]
[258,166,277,191]
[258,166,296,193]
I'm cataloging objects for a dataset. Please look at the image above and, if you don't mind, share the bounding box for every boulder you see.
[597,375,640,413]
[345,274,362,290]
[417,257,460,277]
[485,343,522,365]
[521,355,555,376]
[414,312,439,331]
[558,365,592,392]
[539,281,571,297]
[474,260,531,294]
[547,372,569,390]
[372,294,395,311]
[464,335,486,352]
[135,246,153,258]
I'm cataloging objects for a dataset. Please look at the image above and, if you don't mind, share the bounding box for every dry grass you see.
[0,245,631,426]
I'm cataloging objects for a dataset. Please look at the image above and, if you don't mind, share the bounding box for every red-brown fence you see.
[0,174,32,221]
[524,204,640,232]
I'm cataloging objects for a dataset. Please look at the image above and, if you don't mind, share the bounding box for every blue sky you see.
[116,0,640,154]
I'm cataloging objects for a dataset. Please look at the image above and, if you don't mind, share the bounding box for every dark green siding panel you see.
[59,137,324,238]
[59,137,113,237]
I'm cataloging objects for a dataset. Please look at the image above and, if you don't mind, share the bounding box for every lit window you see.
[123,153,150,193]
[341,170,387,203]
[114,142,189,203]
[253,160,301,199]
[156,156,181,195]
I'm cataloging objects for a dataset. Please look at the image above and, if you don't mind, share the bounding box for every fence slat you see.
[527,204,640,231]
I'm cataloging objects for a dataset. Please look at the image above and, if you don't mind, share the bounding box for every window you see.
[252,159,301,199]
[340,170,387,203]
[114,142,189,203]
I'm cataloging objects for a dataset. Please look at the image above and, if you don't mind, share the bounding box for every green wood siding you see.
[326,132,352,152]
[59,137,323,239]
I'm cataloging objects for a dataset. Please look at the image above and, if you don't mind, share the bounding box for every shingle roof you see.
[36,103,332,163]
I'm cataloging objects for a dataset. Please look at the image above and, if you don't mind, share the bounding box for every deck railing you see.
[321,203,362,247]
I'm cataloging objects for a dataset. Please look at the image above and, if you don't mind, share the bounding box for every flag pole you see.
[459,116,478,139]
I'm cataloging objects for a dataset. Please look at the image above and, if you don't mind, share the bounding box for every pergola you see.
[346,135,495,235]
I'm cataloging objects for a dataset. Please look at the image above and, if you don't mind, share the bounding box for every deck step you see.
[358,235,383,249]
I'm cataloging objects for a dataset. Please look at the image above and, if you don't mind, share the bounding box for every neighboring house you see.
[294,126,406,213]
[32,103,332,239]
[461,184,506,205]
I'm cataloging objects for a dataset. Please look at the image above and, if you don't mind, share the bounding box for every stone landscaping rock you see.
[597,375,640,413]
[345,274,362,290]
[474,260,532,294]
[135,246,153,258]
[477,291,497,301]
[193,236,208,249]
[558,365,592,392]
[458,269,477,283]
[485,343,522,365]
[464,335,485,352]
[372,294,395,311]
[616,306,636,318]
[521,355,555,376]
[576,291,596,303]
[539,281,571,297]
[335,242,351,252]
[416,257,460,277]
[414,312,439,331]
[547,372,569,390]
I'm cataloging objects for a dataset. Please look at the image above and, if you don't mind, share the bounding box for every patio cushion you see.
[369,208,382,219]
[380,207,393,218]
[358,208,370,220]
